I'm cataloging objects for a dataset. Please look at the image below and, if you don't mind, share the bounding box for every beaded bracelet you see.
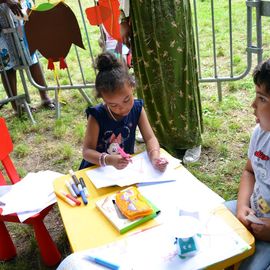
[99,152,108,167]
[98,153,103,167]
[103,153,109,166]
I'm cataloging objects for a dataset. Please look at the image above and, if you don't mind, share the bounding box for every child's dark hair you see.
[253,59,270,94]
[95,52,134,98]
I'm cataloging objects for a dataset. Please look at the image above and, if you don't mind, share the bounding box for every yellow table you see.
[54,164,254,270]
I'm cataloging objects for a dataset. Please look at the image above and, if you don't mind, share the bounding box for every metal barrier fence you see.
[0,6,36,123]
[0,0,99,122]
[192,0,264,101]
[0,0,269,123]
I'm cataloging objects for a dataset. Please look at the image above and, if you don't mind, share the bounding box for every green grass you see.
[0,0,269,269]
[13,144,30,158]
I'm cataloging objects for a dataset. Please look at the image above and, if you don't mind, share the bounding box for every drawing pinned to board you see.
[24,1,85,70]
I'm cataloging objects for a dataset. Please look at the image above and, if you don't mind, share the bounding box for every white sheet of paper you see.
[85,151,181,188]
[57,215,250,270]
[0,185,12,198]
[0,170,63,222]
[137,167,224,216]
[15,196,56,222]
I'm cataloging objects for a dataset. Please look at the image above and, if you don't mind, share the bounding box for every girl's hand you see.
[152,157,168,172]
[251,218,270,242]
[6,0,23,17]
[106,155,129,170]
[236,205,254,228]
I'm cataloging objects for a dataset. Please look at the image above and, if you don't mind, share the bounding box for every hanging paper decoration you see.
[85,0,121,42]
[25,2,85,70]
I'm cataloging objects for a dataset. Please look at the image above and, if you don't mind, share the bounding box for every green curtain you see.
[131,0,203,156]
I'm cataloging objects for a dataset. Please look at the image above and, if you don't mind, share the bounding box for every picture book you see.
[95,191,160,234]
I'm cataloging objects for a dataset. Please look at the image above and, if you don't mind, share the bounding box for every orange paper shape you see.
[25,2,85,70]
[85,0,121,42]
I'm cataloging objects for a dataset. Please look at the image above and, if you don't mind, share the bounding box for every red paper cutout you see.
[47,58,54,70]
[85,0,122,42]
[59,57,67,69]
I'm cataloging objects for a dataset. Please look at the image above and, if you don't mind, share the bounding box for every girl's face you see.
[102,82,134,119]
[252,84,270,131]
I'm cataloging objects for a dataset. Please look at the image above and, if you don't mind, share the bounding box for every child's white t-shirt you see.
[248,124,270,217]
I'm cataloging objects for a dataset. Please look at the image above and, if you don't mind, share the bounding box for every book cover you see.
[96,193,160,234]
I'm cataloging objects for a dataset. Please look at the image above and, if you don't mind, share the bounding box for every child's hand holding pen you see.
[106,154,130,170]
[117,146,132,163]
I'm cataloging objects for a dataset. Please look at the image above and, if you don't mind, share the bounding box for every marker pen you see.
[55,190,76,207]
[69,169,80,186]
[69,178,80,197]
[117,146,132,163]
[85,255,119,270]
[77,183,88,205]
[65,180,77,198]
[79,177,89,197]
[60,190,81,206]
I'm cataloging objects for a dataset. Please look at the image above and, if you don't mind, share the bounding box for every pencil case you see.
[115,186,154,220]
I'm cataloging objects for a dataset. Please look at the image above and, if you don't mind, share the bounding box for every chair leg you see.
[32,220,61,266]
[0,221,17,260]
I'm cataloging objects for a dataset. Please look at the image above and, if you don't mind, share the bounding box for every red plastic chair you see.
[0,117,61,266]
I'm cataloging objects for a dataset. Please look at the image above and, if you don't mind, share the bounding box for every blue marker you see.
[85,255,119,270]
[69,179,80,197]
[78,183,88,205]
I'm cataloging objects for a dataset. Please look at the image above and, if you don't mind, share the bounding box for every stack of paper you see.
[0,170,63,222]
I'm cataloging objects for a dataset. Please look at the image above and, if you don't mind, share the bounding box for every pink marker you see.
[117,146,132,162]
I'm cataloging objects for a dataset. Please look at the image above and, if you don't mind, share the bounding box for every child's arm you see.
[82,115,102,165]
[236,159,255,227]
[138,108,168,172]
[82,116,129,170]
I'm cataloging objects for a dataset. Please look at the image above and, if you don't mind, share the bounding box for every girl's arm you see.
[138,108,167,172]
[236,159,255,227]
[82,116,129,169]
[82,115,101,165]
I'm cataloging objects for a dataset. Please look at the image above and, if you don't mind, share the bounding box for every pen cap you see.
[79,177,89,197]
[69,169,80,185]
[79,177,85,188]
